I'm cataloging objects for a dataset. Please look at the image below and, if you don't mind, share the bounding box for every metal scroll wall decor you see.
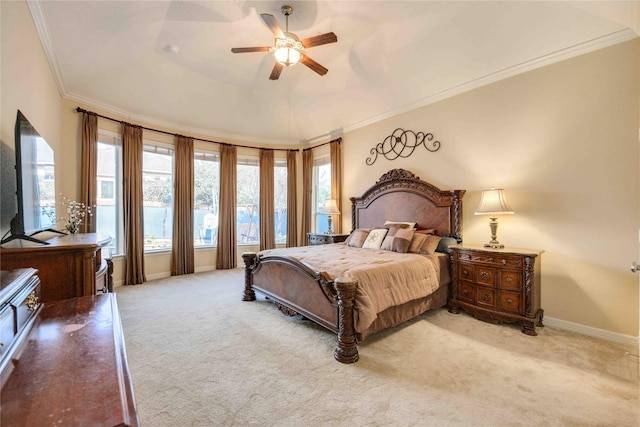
[366,128,441,165]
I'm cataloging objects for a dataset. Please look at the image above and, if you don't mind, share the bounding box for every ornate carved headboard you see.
[350,169,465,238]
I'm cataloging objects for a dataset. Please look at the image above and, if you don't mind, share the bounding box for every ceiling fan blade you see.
[301,32,338,48]
[231,46,271,53]
[300,54,328,76]
[269,62,284,80]
[260,13,285,38]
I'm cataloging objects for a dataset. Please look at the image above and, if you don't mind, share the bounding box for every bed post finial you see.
[334,276,359,364]
[242,252,257,301]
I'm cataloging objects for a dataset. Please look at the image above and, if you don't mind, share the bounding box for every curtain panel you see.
[217,144,237,269]
[259,149,275,250]
[171,136,195,276]
[122,123,146,285]
[80,112,98,233]
[301,149,313,246]
[286,150,298,247]
[330,139,342,234]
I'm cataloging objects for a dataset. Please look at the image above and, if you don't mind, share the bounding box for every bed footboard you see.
[242,252,359,363]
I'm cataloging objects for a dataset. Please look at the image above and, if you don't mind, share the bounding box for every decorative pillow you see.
[408,233,428,253]
[344,228,371,248]
[436,236,461,254]
[384,221,416,229]
[362,228,389,250]
[380,227,416,253]
[415,229,437,235]
[418,234,442,255]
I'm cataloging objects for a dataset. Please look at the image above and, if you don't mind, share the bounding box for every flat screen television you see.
[1,111,62,245]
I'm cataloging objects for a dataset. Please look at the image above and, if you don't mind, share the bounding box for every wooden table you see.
[1,293,139,426]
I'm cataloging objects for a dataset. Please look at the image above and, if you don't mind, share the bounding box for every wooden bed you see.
[242,168,465,363]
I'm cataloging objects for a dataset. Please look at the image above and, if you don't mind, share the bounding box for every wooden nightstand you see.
[307,233,349,245]
[448,244,544,336]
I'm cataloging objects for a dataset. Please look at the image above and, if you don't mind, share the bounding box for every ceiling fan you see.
[231,5,337,80]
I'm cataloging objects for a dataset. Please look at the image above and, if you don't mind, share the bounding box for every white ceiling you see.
[31,1,638,146]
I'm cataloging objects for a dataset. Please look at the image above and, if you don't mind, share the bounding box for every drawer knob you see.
[26,291,39,312]
[506,298,513,304]
[463,289,468,295]
[481,292,490,301]
[480,272,490,280]
[506,278,513,283]
[463,271,468,276]
[502,259,507,264]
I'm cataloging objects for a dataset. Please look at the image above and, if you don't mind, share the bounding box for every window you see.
[313,155,332,233]
[237,156,259,245]
[96,130,123,255]
[274,158,287,244]
[142,142,174,251]
[194,150,220,247]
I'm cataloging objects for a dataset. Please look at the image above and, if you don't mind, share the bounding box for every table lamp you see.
[322,198,340,235]
[475,188,514,249]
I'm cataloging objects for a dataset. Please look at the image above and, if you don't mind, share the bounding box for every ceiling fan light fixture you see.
[273,35,303,66]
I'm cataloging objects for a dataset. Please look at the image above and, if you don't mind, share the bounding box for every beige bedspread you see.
[259,244,450,333]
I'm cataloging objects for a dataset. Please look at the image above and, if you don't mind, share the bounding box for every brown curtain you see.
[259,149,275,250]
[217,144,237,269]
[286,150,298,247]
[330,139,343,234]
[301,149,313,246]
[80,112,98,233]
[122,123,146,285]
[171,136,194,275]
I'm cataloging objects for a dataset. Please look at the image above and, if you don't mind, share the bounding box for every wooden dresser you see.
[0,233,112,302]
[448,244,544,335]
[1,293,139,426]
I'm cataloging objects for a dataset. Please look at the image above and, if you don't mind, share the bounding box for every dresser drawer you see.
[10,276,41,334]
[498,291,522,314]
[0,305,14,357]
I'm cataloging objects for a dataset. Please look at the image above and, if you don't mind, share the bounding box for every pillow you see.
[344,228,370,248]
[380,227,416,253]
[414,229,437,235]
[436,236,461,254]
[384,221,416,229]
[418,234,442,255]
[362,228,389,249]
[408,233,428,253]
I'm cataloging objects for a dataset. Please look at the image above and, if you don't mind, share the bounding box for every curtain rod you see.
[302,137,342,152]
[76,107,300,152]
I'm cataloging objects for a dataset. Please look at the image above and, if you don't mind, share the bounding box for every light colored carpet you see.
[115,269,639,426]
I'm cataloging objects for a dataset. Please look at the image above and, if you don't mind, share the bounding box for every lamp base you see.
[484,242,505,249]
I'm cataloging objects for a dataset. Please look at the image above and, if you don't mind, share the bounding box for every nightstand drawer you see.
[499,271,522,290]
[458,282,474,303]
[307,233,349,245]
[476,267,496,287]
[458,264,474,282]
[458,250,523,269]
[474,286,495,308]
[498,291,522,313]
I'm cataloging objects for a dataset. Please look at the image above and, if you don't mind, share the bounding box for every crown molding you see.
[27,0,66,96]
[341,28,638,136]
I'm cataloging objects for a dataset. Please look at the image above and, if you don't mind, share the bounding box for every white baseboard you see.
[545,316,638,347]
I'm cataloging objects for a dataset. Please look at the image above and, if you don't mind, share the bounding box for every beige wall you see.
[3,0,639,337]
[341,39,640,336]
[1,1,62,231]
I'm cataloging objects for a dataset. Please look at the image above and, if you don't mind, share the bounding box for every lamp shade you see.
[322,199,341,215]
[475,189,514,215]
